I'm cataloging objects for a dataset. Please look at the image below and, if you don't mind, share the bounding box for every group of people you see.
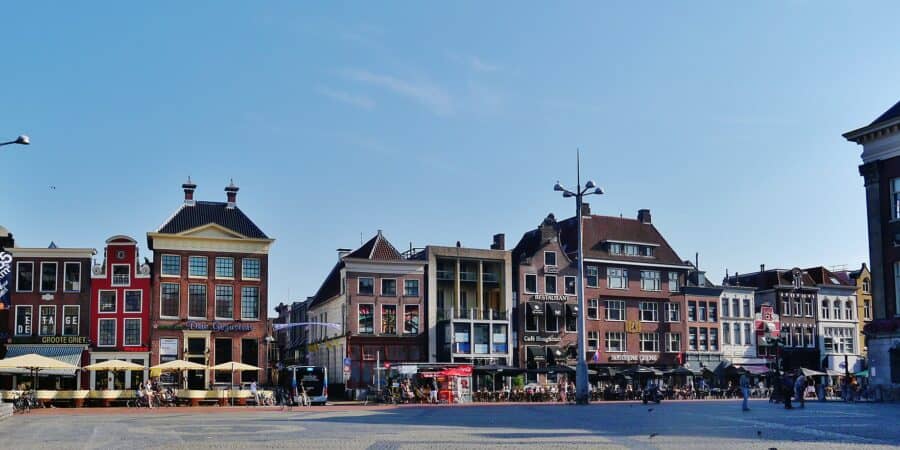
[273,379,310,410]
[134,378,177,408]
[382,377,441,404]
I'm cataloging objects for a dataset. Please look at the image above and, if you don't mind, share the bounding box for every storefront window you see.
[215,338,232,383]
[382,305,397,334]
[242,339,258,383]
[358,304,374,334]
[492,324,508,353]
[403,305,419,334]
[63,305,79,336]
[454,323,470,353]
[15,305,32,336]
[39,305,56,336]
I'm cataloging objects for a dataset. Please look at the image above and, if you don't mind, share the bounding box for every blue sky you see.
[2,2,899,313]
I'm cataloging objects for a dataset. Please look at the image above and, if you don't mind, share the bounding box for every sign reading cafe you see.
[0,251,12,309]
[185,321,253,332]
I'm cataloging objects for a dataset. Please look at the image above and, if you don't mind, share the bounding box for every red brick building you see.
[1,243,95,389]
[148,180,274,389]
[307,231,427,391]
[88,235,152,390]
[513,206,691,375]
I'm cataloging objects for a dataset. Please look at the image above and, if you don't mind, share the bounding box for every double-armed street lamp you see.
[554,151,603,405]
[0,135,30,147]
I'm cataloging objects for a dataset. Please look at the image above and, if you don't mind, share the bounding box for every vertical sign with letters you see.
[0,251,12,309]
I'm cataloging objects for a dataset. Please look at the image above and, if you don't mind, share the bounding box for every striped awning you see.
[0,344,85,376]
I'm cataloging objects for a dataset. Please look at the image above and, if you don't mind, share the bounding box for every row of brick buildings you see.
[293,203,872,391]
[0,180,273,390]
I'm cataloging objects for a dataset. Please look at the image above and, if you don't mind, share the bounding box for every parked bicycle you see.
[13,391,36,414]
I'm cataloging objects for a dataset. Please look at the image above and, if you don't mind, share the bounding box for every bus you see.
[288,366,328,405]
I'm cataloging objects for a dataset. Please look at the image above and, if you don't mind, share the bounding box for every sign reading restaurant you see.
[530,294,569,302]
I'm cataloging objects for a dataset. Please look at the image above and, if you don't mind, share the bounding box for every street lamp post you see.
[554,151,603,405]
[0,135,29,147]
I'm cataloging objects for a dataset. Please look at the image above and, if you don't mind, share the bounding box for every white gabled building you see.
[719,285,768,371]
[807,267,864,374]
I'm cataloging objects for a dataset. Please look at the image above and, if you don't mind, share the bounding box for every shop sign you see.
[523,335,561,343]
[609,354,657,363]
[397,365,417,375]
[0,251,11,309]
[532,294,569,302]
[160,338,179,357]
[625,320,641,333]
[12,336,89,345]
[185,321,253,332]
[754,306,780,337]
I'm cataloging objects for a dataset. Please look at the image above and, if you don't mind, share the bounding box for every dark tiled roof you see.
[871,100,900,126]
[309,261,344,308]
[805,266,852,287]
[157,201,268,239]
[557,215,687,266]
[726,268,817,289]
[346,231,402,261]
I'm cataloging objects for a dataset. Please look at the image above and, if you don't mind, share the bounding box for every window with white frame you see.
[640,332,659,352]
[160,283,180,318]
[189,285,207,318]
[668,272,679,292]
[709,303,717,322]
[585,266,598,287]
[699,302,707,321]
[895,262,900,315]
[804,297,814,317]
[793,298,801,317]
[545,304,559,332]
[188,256,208,277]
[40,262,57,292]
[710,328,718,351]
[723,322,731,344]
[862,278,870,294]
[587,331,599,350]
[98,319,116,346]
[665,302,680,322]
[844,301,853,321]
[688,301,696,321]
[112,264,130,286]
[744,323,752,346]
[381,279,397,296]
[99,291,116,313]
[864,299,871,320]
[833,300,841,320]
[17,261,34,292]
[640,270,661,291]
[63,262,81,292]
[742,299,750,317]
[161,254,180,276]
[698,328,708,351]
[781,324,791,347]
[39,305,56,336]
[639,302,658,322]
[381,304,397,335]
[215,257,234,278]
[125,290,142,313]
[564,276,576,295]
[722,298,730,317]
[241,287,259,320]
[124,318,141,346]
[688,327,697,350]
[821,299,830,319]
[608,268,627,289]
[609,243,623,255]
[587,299,598,320]
[803,326,813,349]
[544,251,557,267]
[404,279,419,297]
[605,300,625,321]
[358,277,374,295]
[525,303,538,332]
[666,332,681,352]
[733,322,742,345]
[215,285,233,319]
[358,304,374,334]
[624,245,640,256]
[524,274,537,294]
[605,331,625,352]
[731,298,739,318]
[15,305,32,336]
[242,258,261,280]
[544,275,557,294]
[62,305,79,336]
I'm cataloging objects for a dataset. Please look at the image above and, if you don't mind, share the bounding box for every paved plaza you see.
[1,400,898,449]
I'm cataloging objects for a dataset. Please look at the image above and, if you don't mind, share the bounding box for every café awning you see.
[545,302,563,317]
[0,344,84,376]
[735,364,771,375]
[528,302,544,315]
[526,346,545,362]
[83,360,146,371]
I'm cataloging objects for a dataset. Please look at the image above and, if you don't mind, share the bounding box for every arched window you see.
[792,325,802,348]
[821,299,830,319]
[845,301,853,321]
[833,300,841,320]
[862,278,870,294]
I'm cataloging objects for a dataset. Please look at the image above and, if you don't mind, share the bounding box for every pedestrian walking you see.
[250,380,259,406]
[781,372,793,410]
[794,371,806,409]
[739,372,750,411]
[429,378,439,404]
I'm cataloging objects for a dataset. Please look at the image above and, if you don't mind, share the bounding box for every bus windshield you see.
[294,366,326,397]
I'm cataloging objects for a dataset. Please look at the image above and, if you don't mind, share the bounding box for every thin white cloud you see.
[315,86,376,110]
[341,69,453,116]
[448,52,500,73]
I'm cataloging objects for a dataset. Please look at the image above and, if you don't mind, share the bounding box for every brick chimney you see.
[225,179,239,209]
[182,177,197,206]
[337,248,352,260]
[638,209,652,224]
[491,233,505,250]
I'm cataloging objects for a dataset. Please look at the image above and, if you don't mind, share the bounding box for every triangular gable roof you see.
[871,100,900,127]
[556,214,687,266]
[345,230,402,261]
[156,201,268,239]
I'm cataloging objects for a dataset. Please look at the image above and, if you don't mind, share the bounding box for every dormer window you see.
[610,243,623,255]
[625,245,640,256]
[642,247,654,257]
